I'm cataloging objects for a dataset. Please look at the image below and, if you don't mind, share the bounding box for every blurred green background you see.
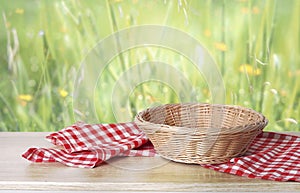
[0,0,299,131]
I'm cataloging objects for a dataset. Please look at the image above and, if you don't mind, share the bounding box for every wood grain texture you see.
[0,132,300,192]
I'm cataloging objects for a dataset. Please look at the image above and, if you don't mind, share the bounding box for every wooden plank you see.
[0,132,299,192]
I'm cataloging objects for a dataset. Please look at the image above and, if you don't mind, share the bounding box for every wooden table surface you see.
[1,132,300,192]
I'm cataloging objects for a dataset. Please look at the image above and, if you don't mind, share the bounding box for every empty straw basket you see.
[134,103,268,164]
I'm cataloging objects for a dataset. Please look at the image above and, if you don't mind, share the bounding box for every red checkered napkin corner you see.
[22,122,156,168]
[202,132,300,182]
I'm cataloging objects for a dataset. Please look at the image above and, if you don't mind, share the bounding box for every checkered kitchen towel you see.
[202,132,300,182]
[23,122,300,182]
[22,122,156,168]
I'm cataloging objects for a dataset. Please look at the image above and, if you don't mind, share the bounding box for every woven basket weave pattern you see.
[135,103,268,164]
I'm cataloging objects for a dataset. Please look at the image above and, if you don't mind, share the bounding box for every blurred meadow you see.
[0,0,299,131]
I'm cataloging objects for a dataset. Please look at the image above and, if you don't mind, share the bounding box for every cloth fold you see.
[22,122,156,168]
[202,132,300,182]
[23,122,300,182]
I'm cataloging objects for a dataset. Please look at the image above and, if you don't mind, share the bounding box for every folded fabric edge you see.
[21,147,99,168]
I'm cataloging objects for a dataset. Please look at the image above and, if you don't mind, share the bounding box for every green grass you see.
[0,0,299,131]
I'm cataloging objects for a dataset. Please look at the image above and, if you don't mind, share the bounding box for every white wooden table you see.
[1,132,300,192]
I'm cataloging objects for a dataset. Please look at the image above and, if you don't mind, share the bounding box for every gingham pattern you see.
[202,132,300,182]
[23,123,300,182]
[22,122,156,168]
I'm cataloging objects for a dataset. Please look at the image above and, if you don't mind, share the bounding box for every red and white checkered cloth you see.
[202,132,300,182]
[22,122,156,168]
[22,122,300,182]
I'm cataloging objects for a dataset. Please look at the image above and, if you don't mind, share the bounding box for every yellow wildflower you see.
[18,94,33,107]
[15,8,24,14]
[18,94,33,102]
[252,6,260,14]
[214,42,227,51]
[288,69,300,77]
[60,26,68,33]
[241,7,249,14]
[280,89,287,97]
[59,89,68,98]
[239,64,261,76]
[204,29,211,37]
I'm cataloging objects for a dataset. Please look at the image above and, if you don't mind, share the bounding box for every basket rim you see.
[134,102,268,135]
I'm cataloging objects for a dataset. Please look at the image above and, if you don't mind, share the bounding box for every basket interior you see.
[140,103,264,130]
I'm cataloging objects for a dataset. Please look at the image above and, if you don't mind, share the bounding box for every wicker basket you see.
[134,103,268,164]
